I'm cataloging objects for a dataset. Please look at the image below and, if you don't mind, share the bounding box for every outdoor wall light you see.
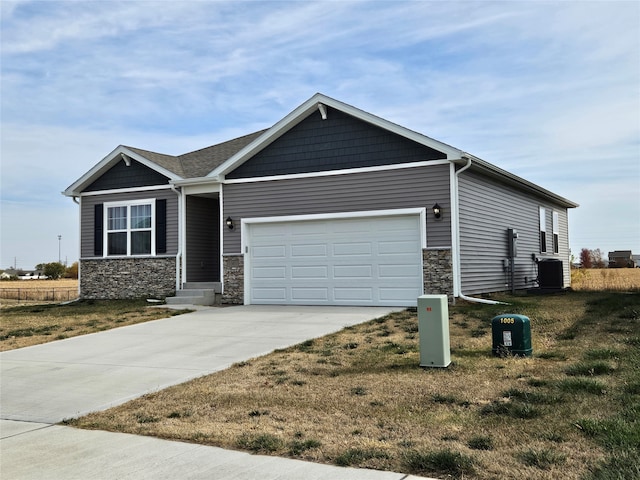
[432,203,442,219]
[225,217,234,230]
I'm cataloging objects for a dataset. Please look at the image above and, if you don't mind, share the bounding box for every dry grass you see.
[70,292,640,480]
[0,299,190,351]
[0,279,79,303]
[571,268,640,292]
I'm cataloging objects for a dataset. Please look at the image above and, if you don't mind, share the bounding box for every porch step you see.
[165,282,222,306]
[182,282,221,292]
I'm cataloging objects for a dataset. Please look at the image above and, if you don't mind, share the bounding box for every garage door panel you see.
[333,265,373,278]
[331,219,373,234]
[291,266,328,279]
[333,243,372,256]
[380,287,422,301]
[252,266,286,279]
[291,244,327,257]
[334,288,374,301]
[253,245,286,258]
[378,241,420,254]
[248,214,422,306]
[252,288,287,300]
[378,264,421,278]
[291,287,329,302]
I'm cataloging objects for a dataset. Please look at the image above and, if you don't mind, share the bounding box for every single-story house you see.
[64,93,578,306]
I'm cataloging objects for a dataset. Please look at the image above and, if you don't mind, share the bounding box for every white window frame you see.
[539,207,547,253]
[552,211,560,254]
[104,199,156,257]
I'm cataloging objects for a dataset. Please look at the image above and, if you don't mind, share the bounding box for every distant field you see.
[571,268,640,292]
[0,279,79,303]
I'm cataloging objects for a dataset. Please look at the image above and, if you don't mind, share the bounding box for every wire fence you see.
[0,288,78,302]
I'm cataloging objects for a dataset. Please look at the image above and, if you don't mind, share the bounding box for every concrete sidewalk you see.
[1,305,436,479]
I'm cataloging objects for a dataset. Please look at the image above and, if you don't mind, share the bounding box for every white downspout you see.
[75,196,81,298]
[170,184,183,292]
[452,156,505,305]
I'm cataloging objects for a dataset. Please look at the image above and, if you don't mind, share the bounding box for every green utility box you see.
[417,295,451,367]
[491,314,532,357]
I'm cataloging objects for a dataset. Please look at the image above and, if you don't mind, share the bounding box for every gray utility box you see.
[417,295,451,368]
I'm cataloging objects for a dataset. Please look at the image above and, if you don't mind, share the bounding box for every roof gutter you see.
[451,155,506,305]
[171,176,222,187]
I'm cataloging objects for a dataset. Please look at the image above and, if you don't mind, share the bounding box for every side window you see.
[552,211,559,254]
[539,207,547,253]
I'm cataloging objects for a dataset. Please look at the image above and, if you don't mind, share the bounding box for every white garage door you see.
[246,214,423,306]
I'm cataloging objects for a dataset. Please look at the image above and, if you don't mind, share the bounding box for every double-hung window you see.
[552,211,559,254]
[539,207,547,253]
[105,200,155,256]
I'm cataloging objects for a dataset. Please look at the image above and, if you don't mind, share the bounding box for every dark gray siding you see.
[223,164,451,253]
[226,108,446,179]
[458,170,571,295]
[186,196,220,282]
[85,159,170,191]
[80,189,179,258]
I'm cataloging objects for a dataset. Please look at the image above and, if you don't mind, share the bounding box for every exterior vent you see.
[538,259,564,289]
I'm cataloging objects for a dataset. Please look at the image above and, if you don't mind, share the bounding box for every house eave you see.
[454,156,579,209]
[63,146,183,197]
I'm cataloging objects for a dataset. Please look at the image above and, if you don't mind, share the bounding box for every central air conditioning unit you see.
[538,259,563,290]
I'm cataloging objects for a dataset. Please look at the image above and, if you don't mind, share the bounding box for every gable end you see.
[226,107,446,179]
[85,159,170,192]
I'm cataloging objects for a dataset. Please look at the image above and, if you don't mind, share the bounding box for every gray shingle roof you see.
[125,147,186,177]
[125,129,267,180]
[178,130,267,178]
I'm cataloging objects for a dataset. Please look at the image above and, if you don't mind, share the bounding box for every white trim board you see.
[80,184,172,196]
[223,160,452,184]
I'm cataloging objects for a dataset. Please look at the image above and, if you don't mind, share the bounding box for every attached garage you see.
[243,210,425,306]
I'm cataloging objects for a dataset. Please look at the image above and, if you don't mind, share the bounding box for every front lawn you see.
[0,300,190,351]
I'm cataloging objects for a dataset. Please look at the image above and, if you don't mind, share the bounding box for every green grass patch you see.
[557,378,607,395]
[565,361,615,376]
[517,448,566,469]
[467,435,493,450]
[480,400,541,419]
[335,447,390,466]
[584,348,621,360]
[288,438,321,456]
[236,433,283,453]
[403,449,475,478]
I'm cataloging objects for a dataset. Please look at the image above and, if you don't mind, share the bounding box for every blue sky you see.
[1,0,638,269]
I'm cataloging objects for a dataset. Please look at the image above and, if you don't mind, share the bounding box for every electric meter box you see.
[417,295,451,368]
[491,314,532,357]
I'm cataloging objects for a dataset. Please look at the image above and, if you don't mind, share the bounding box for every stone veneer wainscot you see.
[222,254,244,304]
[422,248,454,302]
[80,257,176,299]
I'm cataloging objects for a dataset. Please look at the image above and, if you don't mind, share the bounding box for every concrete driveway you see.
[1,305,434,479]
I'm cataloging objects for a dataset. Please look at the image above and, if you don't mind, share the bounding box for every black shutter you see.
[156,199,167,254]
[94,204,103,256]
